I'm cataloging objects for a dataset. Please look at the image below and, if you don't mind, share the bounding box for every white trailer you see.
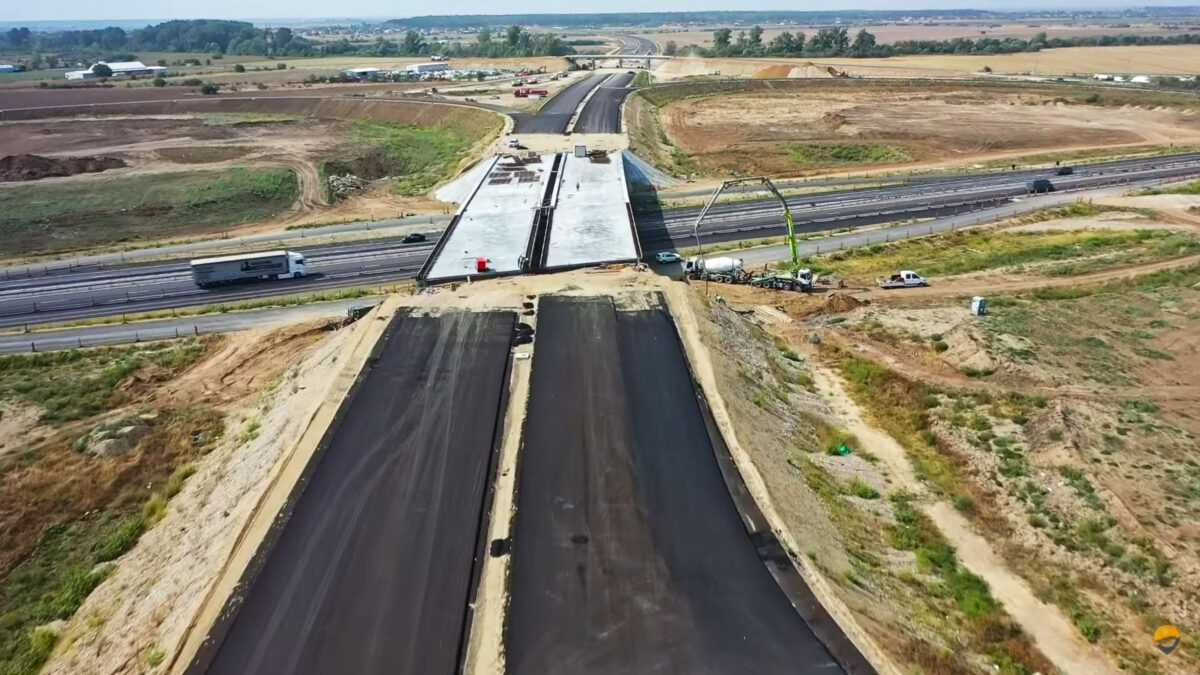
[190,250,307,288]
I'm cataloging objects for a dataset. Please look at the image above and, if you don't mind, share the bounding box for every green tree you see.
[233,63,245,72]
[90,63,113,78]
[200,83,219,94]
[664,40,678,56]
[152,76,167,86]
[478,27,492,44]
[851,29,877,54]
[402,30,425,54]
[748,25,764,49]
[769,31,799,55]
[505,25,523,47]
[713,28,732,52]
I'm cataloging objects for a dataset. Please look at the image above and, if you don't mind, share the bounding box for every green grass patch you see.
[341,118,497,196]
[630,71,652,87]
[198,112,301,125]
[1131,179,1200,196]
[838,357,961,496]
[784,143,911,166]
[812,220,1196,281]
[0,168,298,257]
[0,340,206,424]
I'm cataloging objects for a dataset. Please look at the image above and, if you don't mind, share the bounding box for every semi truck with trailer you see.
[190,250,307,288]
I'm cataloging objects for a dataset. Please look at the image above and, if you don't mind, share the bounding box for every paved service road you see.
[190,311,514,675]
[508,296,864,674]
[574,71,636,134]
[512,72,610,133]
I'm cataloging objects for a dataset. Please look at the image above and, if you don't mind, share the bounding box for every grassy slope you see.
[0,168,298,257]
[0,340,219,675]
[325,107,503,198]
[805,206,1199,280]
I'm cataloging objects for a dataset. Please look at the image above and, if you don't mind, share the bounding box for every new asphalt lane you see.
[573,71,636,134]
[507,295,868,674]
[512,72,611,134]
[188,310,514,675]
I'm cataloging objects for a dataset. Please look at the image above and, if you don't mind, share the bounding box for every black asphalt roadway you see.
[512,72,610,134]
[507,295,867,674]
[188,310,514,675]
[574,71,636,133]
[5,154,1199,328]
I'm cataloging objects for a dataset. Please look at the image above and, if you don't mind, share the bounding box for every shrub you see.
[152,76,166,87]
[233,63,245,72]
[276,62,287,70]
[849,478,879,500]
[142,494,168,525]
[1046,427,1064,442]
[953,494,977,514]
[932,340,949,352]
[200,83,219,95]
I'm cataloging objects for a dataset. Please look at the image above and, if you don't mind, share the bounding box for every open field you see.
[0,167,299,256]
[636,22,1200,50]
[0,98,502,251]
[640,79,1200,176]
[652,44,1200,80]
[701,201,1200,672]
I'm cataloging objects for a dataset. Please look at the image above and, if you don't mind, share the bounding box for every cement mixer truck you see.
[684,256,747,283]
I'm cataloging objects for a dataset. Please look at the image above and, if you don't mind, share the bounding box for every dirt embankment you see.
[0,153,125,182]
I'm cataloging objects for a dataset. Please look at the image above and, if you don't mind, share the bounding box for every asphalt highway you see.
[512,72,610,134]
[573,71,636,133]
[3,153,1199,328]
[507,296,863,674]
[188,310,514,675]
[636,154,1200,247]
[618,35,659,55]
[0,236,435,329]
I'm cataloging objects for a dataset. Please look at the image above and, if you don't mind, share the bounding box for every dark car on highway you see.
[403,233,427,243]
[1055,166,1074,176]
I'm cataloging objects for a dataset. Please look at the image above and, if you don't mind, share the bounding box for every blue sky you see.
[5,2,1200,23]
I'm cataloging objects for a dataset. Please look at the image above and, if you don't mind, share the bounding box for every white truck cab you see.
[877,270,927,288]
[287,251,308,278]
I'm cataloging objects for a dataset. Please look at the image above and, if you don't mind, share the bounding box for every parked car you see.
[1055,166,1074,176]
[655,251,683,263]
[403,232,427,244]
[508,138,521,149]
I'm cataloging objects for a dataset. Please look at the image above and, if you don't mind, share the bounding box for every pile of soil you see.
[0,153,126,182]
[822,292,865,313]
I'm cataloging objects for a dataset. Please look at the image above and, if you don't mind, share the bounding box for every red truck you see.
[513,87,549,97]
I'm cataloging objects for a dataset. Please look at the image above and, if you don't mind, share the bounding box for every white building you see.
[1130,75,1151,84]
[406,62,450,74]
[343,67,381,78]
[0,64,17,74]
[65,61,167,80]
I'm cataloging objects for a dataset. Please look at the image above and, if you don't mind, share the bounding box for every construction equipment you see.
[688,176,812,292]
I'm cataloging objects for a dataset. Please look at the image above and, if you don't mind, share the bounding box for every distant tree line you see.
[319,26,574,58]
[1,20,314,58]
[689,25,1200,58]
[0,21,573,62]
[383,8,1200,30]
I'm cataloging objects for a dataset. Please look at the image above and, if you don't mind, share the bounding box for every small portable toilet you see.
[971,296,987,316]
[574,144,587,158]
[475,257,488,273]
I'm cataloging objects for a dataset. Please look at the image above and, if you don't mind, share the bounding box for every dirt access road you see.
[187,310,515,675]
[506,295,869,674]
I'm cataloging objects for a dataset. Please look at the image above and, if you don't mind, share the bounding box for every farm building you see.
[65,61,167,79]
[406,62,450,74]
[343,67,381,78]
[0,64,17,74]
